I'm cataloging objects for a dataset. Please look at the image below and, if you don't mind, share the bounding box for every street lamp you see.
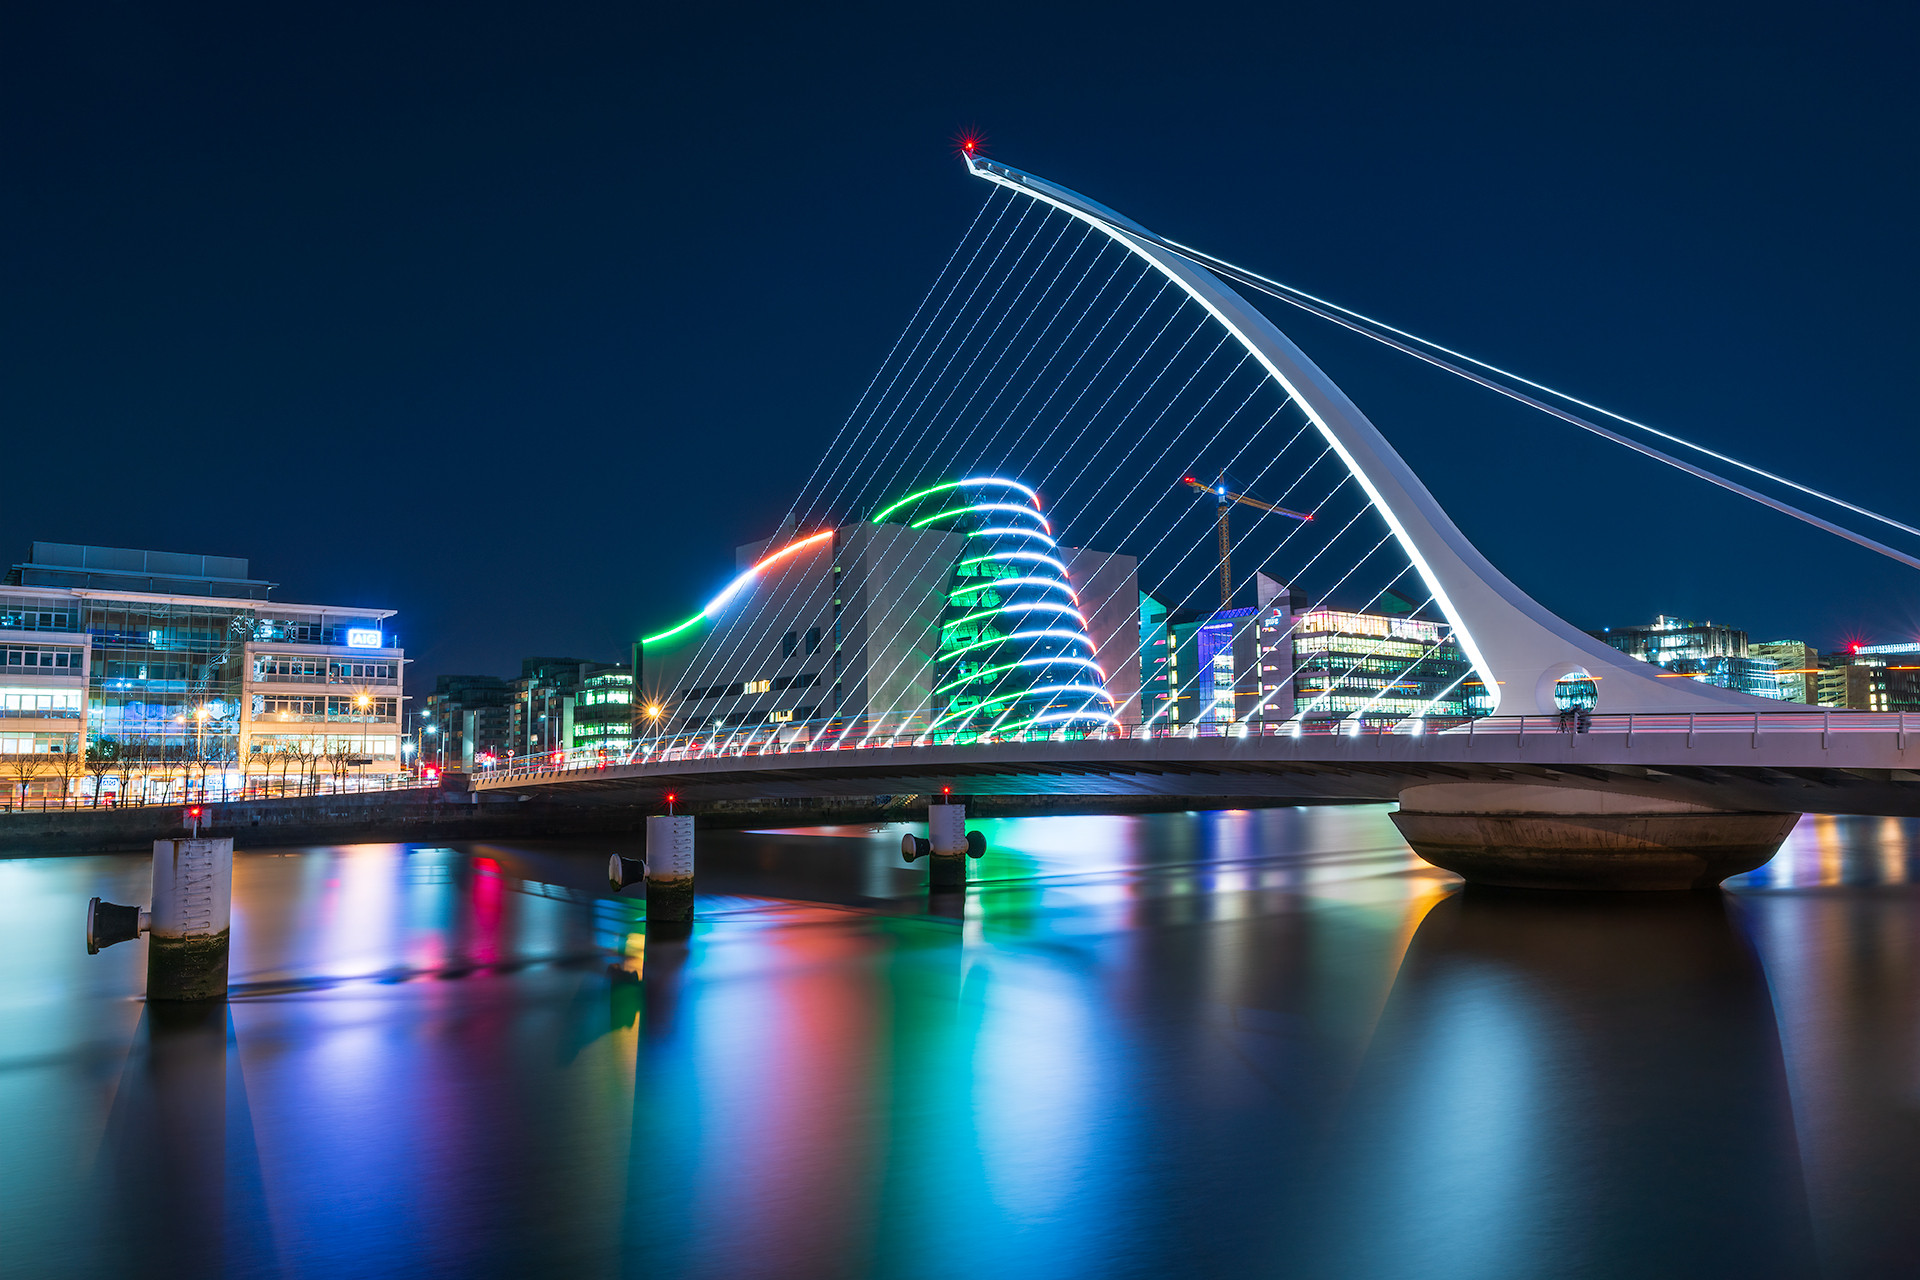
[355,691,373,788]
[194,704,211,801]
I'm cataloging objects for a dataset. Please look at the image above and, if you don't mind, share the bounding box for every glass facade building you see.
[887,479,1117,740]
[571,665,634,755]
[1290,608,1476,726]
[1145,575,1477,734]
[1,542,403,800]
[1592,615,1784,700]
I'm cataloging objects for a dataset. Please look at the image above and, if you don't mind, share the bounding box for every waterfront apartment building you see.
[639,480,1141,743]
[510,657,599,760]
[424,659,631,768]
[1,542,403,798]
[423,674,512,771]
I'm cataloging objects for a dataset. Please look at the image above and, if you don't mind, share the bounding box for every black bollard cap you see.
[608,854,647,892]
[86,898,142,955]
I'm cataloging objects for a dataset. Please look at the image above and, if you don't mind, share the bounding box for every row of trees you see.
[2,737,383,808]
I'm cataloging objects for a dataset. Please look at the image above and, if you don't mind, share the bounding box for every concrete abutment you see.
[1391,783,1798,891]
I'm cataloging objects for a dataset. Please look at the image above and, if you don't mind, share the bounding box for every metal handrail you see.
[466,707,1908,784]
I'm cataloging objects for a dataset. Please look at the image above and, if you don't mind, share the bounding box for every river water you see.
[2,807,1917,1279]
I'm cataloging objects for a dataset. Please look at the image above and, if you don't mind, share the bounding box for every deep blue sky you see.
[4,3,1915,686]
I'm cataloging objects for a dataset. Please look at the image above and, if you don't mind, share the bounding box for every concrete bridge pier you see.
[1390,783,1799,891]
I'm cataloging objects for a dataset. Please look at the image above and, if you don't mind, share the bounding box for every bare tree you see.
[6,753,41,809]
[85,739,118,807]
[56,744,83,806]
[117,739,144,805]
[162,744,186,804]
[323,739,354,791]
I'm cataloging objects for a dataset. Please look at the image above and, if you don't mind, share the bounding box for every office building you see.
[1139,592,1173,726]
[1,542,403,799]
[1592,615,1783,700]
[572,664,634,755]
[1750,640,1819,705]
[1821,642,1920,712]
[1152,574,1295,731]
[1289,603,1478,726]
[638,477,1139,743]
[1140,575,1475,732]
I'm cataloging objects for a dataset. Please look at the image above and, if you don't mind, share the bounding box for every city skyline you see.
[3,5,1914,694]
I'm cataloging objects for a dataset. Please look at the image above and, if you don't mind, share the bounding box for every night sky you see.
[4,3,1915,690]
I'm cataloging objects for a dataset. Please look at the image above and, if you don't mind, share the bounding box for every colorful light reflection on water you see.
[2,807,1917,1278]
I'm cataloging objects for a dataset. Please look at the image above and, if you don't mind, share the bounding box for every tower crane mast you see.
[1182,472,1312,609]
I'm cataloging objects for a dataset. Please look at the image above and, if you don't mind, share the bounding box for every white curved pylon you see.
[966,154,1785,716]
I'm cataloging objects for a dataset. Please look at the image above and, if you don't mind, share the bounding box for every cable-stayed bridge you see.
[485,152,1920,889]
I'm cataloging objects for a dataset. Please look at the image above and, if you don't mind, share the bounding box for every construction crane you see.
[1183,472,1312,609]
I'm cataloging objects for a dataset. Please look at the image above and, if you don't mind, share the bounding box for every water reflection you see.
[1733,813,1920,888]
[1304,890,1817,1278]
[0,808,1917,1277]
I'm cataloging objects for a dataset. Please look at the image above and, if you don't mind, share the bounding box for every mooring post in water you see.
[148,829,233,1001]
[901,788,987,890]
[85,806,232,1001]
[646,793,695,923]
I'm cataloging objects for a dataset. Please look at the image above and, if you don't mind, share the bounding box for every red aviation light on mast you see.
[953,129,987,160]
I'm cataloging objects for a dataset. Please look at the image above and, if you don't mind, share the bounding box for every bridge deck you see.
[474,720,1920,817]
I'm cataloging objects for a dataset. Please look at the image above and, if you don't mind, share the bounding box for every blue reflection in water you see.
[1,806,1918,1277]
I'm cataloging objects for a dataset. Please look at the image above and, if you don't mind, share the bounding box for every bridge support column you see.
[1390,783,1797,891]
[902,802,987,890]
[646,815,696,922]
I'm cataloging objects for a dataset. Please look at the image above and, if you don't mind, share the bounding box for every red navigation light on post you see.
[666,791,677,816]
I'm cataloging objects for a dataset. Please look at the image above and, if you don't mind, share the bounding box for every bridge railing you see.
[468,708,1912,784]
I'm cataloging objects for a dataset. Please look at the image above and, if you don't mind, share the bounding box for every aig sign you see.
[345,628,384,649]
